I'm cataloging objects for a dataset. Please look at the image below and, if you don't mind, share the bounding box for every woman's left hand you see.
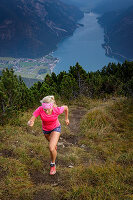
[65,119,70,125]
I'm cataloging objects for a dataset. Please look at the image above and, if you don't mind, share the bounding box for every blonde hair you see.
[40,95,57,107]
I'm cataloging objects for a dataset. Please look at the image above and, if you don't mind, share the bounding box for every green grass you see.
[0,156,34,200]
[0,97,133,199]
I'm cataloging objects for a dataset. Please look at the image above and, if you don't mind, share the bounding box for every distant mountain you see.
[94,0,133,13]
[0,0,83,58]
[60,0,133,13]
[60,0,102,11]
[60,0,89,6]
[98,6,133,61]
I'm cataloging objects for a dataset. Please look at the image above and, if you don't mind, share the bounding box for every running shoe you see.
[50,163,56,175]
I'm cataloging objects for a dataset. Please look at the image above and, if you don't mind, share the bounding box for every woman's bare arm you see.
[62,105,69,125]
[27,115,36,127]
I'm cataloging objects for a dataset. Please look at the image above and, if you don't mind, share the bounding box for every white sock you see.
[50,162,55,165]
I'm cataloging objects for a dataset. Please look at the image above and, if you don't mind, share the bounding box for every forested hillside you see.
[98,6,133,61]
[94,0,133,13]
[0,0,83,58]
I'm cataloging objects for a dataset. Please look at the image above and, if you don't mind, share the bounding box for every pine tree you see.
[60,74,78,100]
[0,69,34,124]
[69,62,88,95]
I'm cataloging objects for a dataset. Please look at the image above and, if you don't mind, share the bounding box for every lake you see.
[52,12,119,74]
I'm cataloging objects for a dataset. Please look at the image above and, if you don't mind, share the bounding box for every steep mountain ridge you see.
[0,0,83,58]
[98,6,133,61]
[94,0,133,13]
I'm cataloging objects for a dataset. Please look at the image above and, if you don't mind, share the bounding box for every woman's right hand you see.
[27,120,34,127]
[65,119,70,126]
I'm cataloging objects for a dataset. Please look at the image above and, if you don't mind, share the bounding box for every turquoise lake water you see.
[52,13,119,74]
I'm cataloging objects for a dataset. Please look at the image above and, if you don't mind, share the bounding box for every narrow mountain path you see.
[32,102,114,195]
[60,106,87,145]
[33,100,119,200]
[32,106,88,200]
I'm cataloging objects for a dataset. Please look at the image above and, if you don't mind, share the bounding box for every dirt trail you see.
[60,106,87,145]
[32,104,110,189]
[69,107,87,133]
[32,106,87,200]
[32,100,118,199]
[59,102,112,146]
[32,103,115,193]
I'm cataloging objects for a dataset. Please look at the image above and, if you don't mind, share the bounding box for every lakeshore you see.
[0,55,59,80]
[52,12,118,74]
[102,33,133,62]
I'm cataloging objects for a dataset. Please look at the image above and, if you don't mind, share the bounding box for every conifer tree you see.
[60,74,78,100]
[0,69,34,124]
[51,72,57,83]
[69,62,88,95]
[87,72,103,97]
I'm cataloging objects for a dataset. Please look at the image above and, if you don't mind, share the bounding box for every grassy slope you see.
[0,97,133,200]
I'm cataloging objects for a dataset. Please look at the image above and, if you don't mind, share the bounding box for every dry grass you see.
[0,97,133,200]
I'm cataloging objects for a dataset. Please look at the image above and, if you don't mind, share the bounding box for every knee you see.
[49,144,55,152]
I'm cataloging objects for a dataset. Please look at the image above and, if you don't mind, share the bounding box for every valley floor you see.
[0,55,58,80]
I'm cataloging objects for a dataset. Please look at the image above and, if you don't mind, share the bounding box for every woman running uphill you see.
[28,95,69,175]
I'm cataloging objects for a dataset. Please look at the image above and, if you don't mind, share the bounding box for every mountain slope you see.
[0,0,83,58]
[94,0,133,13]
[98,6,133,61]
[0,97,132,199]
[60,0,103,11]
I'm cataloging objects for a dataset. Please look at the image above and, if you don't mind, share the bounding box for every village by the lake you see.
[0,55,59,80]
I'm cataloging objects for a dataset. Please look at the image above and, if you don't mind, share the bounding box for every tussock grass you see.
[55,97,133,200]
[0,97,133,199]
[0,109,50,199]
[0,156,34,200]
[58,164,133,200]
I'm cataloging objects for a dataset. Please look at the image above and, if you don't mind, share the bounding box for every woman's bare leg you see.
[45,134,57,150]
[49,131,60,163]
[45,134,51,142]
